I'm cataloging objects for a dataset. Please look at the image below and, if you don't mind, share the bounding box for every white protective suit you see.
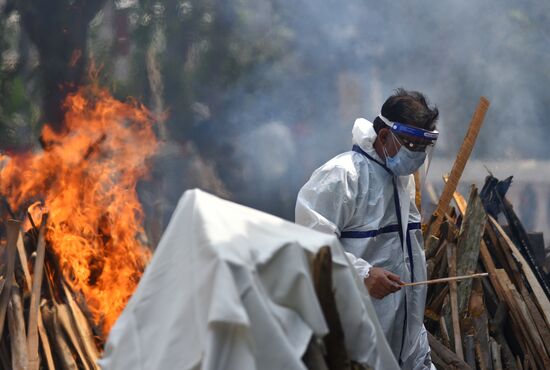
[295,118,434,369]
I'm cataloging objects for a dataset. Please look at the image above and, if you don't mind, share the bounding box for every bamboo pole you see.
[400,273,488,287]
[425,97,490,241]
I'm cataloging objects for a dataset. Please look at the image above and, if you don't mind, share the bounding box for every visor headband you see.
[378,114,439,141]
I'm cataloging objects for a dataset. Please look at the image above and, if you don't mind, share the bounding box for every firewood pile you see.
[422,175,550,370]
[0,214,101,370]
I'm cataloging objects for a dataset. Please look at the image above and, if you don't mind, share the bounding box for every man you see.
[295,89,439,369]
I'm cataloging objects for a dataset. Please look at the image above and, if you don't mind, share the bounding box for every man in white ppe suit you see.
[296,89,439,369]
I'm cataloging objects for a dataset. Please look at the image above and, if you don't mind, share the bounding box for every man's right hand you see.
[364,267,403,299]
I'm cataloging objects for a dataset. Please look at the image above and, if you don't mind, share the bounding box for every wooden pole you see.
[27,214,48,370]
[426,97,490,241]
[8,285,28,370]
[0,220,20,336]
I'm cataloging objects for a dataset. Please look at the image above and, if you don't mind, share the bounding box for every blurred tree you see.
[15,0,107,132]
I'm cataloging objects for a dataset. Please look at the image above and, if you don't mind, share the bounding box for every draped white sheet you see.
[99,189,398,370]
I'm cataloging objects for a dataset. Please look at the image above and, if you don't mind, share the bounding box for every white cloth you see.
[99,189,399,370]
[295,118,433,369]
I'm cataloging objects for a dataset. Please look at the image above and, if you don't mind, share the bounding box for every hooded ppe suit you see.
[295,118,434,369]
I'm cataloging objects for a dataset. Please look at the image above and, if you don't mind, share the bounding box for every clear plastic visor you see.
[388,124,437,188]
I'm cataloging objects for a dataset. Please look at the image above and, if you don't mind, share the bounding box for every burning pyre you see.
[0,85,158,367]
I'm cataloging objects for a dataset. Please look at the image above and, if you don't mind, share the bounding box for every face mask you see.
[383,134,427,176]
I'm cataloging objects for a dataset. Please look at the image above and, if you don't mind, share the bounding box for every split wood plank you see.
[62,282,100,369]
[41,304,78,370]
[480,243,535,367]
[522,292,550,356]
[0,220,20,336]
[469,278,492,370]
[427,240,447,278]
[15,231,32,292]
[27,214,48,370]
[14,227,55,370]
[37,306,56,370]
[439,316,451,349]
[452,188,467,215]
[490,337,503,370]
[447,243,464,359]
[456,186,487,315]
[454,190,521,369]
[488,216,550,329]
[57,303,92,370]
[510,285,550,366]
[489,304,517,370]
[427,285,449,315]
[0,336,11,370]
[426,97,489,241]
[495,269,549,369]
[463,335,476,369]
[427,331,470,370]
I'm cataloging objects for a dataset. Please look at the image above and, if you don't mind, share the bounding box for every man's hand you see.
[364,267,403,299]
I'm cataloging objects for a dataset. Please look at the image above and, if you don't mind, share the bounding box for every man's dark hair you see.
[373,88,439,133]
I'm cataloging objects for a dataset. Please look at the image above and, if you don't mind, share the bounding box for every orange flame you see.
[0,86,158,334]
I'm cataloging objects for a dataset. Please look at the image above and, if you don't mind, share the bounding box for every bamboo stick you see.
[400,273,488,287]
[425,97,490,241]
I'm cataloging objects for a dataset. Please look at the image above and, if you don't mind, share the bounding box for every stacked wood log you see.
[423,177,550,370]
[303,246,372,370]
[0,215,101,370]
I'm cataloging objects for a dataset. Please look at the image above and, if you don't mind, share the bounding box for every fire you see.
[0,86,158,335]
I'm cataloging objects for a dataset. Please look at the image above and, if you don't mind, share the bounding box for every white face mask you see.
[383,133,427,176]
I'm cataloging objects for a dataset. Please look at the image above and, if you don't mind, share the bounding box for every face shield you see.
[378,115,439,185]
